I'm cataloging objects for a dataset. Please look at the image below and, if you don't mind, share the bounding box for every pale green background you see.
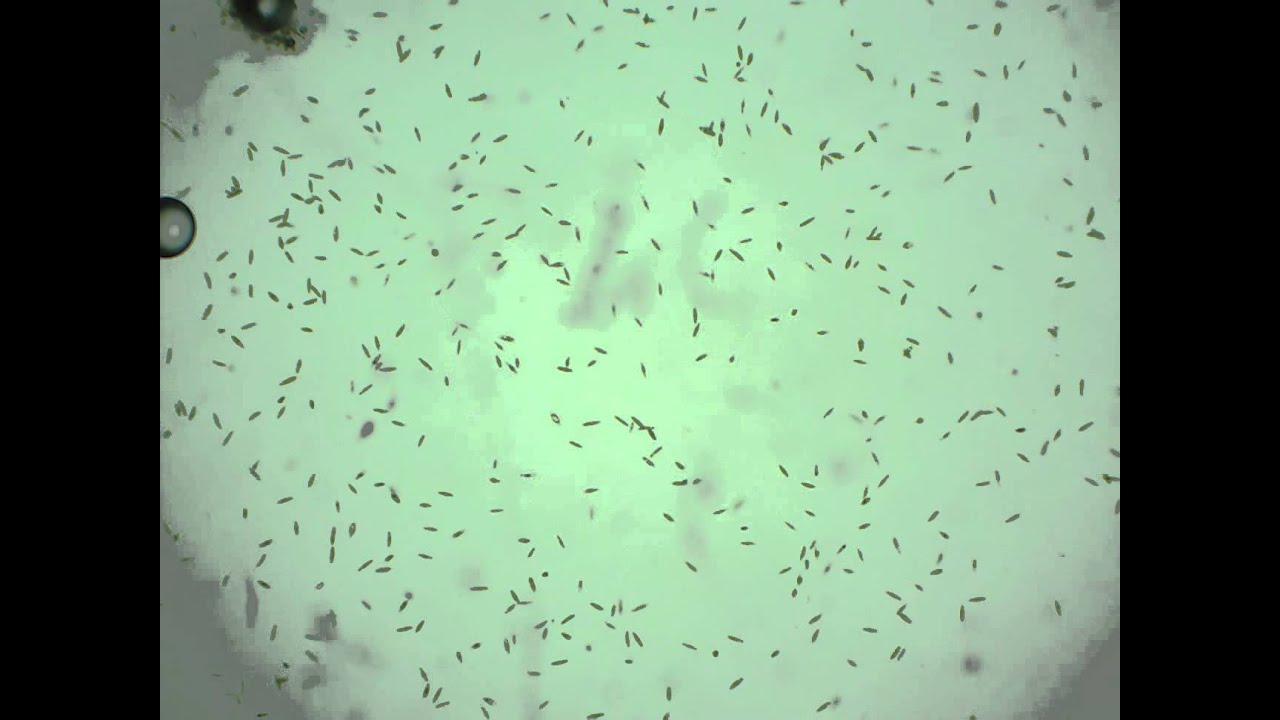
[160,1,1120,719]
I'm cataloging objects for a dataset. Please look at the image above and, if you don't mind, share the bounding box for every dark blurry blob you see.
[231,0,296,34]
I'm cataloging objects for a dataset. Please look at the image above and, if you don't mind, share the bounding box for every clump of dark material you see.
[230,0,296,34]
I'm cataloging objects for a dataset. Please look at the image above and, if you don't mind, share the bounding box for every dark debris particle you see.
[230,0,297,35]
[360,421,375,438]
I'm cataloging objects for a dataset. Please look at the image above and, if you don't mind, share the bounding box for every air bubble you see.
[159,196,196,259]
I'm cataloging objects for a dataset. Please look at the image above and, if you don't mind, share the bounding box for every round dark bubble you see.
[159,196,196,259]
[231,0,297,35]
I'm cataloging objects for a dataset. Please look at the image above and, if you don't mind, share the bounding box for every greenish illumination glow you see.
[160,2,1119,719]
